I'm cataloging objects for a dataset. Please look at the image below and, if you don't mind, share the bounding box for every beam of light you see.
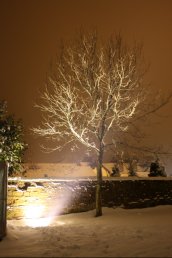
[23,191,71,227]
[22,179,74,228]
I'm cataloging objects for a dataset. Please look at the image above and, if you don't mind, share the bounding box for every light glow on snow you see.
[24,205,53,227]
[25,217,52,228]
[23,204,67,228]
[24,205,45,219]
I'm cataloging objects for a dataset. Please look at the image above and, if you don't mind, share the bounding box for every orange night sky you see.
[0,0,172,165]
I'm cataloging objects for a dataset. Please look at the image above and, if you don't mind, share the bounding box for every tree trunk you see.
[95,150,103,217]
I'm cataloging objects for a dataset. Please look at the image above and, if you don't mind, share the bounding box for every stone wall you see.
[7,177,172,219]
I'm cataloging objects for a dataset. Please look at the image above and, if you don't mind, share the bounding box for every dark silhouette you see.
[128,159,137,176]
[148,158,167,177]
[111,164,120,177]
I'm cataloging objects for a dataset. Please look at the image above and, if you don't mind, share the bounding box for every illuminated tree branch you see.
[33,31,171,216]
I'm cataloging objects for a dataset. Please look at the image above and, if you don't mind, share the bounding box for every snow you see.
[1,205,172,257]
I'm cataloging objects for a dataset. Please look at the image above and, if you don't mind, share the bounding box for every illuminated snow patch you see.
[25,217,52,228]
[23,205,67,227]
[23,205,52,227]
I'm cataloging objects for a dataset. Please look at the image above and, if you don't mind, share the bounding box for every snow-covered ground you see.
[1,205,172,257]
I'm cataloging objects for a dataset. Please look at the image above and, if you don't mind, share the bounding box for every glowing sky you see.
[0,0,172,163]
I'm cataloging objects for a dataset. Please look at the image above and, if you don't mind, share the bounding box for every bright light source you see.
[23,205,66,228]
[24,205,44,219]
[23,205,53,227]
[21,185,72,228]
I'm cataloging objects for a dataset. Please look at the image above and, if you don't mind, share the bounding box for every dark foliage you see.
[0,100,27,175]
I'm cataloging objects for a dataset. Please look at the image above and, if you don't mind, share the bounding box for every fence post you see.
[0,162,8,241]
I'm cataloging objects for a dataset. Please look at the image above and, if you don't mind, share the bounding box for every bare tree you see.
[33,31,171,216]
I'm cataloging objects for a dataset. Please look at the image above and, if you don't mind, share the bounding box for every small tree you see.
[33,31,171,216]
[111,140,172,176]
[0,100,27,175]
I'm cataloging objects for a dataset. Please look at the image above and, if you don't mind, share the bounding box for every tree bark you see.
[95,150,103,217]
